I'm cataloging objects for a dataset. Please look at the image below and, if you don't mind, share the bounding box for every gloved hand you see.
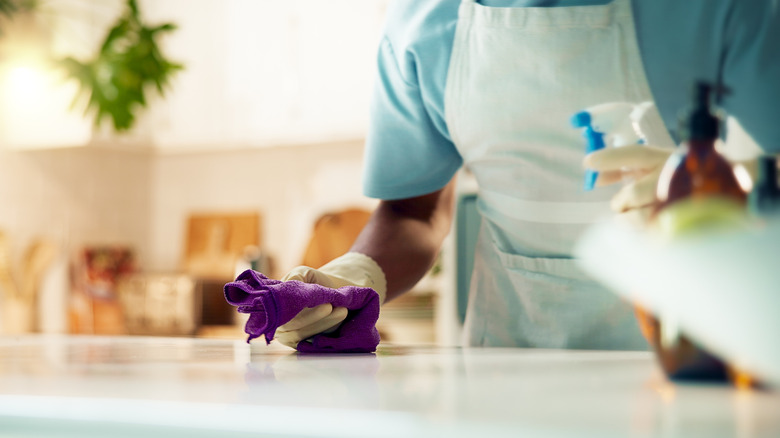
[583,144,673,225]
[275,252,387,349]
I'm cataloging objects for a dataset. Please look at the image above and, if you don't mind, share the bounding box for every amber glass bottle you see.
[655,83,746,211]
[636,82,747,382]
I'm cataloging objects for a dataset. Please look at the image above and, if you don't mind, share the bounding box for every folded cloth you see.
[224,269,381,353]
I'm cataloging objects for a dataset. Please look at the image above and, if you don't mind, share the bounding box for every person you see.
[273,0,780,350]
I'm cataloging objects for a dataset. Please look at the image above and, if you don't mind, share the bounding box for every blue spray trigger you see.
[584,169,599,191]
[570,111,592,128]
[571,110,605,191]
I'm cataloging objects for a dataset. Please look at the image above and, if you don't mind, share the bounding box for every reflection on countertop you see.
[0,335,778,438]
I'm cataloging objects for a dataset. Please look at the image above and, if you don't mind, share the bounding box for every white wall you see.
[0,138,375,276]
[143,0,387,151]
[150,140,377,275]
[0,146,153,267]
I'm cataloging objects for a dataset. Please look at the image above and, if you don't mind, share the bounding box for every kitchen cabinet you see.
[1,335,779,437]
[144,0,389,152]
[0,1,389,151]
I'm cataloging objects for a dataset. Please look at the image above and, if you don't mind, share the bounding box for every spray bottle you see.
[571,101,656,190]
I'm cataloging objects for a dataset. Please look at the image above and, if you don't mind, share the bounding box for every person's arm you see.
[351,178,456,302]
[273,179,456,348]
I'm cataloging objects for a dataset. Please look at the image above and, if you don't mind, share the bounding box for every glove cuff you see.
[318,252,387,304]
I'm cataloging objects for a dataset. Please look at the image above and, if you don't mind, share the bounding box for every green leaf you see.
[58,0,184,133]
[150,23,176,33]
[0,0,18,18]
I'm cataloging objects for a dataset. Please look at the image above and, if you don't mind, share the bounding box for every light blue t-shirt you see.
[363,0,780,200]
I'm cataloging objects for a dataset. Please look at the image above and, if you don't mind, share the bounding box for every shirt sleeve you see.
[720,0,780,153]
[362,37,463,201]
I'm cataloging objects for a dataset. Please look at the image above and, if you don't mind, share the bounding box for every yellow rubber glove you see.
[275,252,387,349]
[583,144,673,225]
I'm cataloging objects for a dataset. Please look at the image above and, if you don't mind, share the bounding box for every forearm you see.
[350,179,456,302]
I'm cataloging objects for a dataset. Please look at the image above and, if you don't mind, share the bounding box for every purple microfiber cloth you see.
[224,269,381,353]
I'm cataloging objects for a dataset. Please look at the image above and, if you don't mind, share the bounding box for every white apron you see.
[445,0,665,349]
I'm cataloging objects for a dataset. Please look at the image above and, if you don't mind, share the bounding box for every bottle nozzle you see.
[570,111,592,128]
[680,80,729,142]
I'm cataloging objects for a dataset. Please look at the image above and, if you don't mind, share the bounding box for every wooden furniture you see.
[301,208,370,268]
[183,212,261,280]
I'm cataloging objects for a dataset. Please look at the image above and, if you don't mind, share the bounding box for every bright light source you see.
[5,64,51,114]
[7,65,48,99]
[0,61,92,149]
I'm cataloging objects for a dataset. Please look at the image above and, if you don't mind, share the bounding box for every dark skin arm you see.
[350,178,457,302]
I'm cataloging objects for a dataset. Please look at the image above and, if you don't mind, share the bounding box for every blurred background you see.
[0,0,466,345]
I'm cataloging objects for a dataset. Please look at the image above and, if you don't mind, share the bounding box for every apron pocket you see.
[484,228,643,349]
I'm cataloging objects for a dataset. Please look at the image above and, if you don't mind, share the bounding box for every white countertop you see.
[0,335,778,437]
